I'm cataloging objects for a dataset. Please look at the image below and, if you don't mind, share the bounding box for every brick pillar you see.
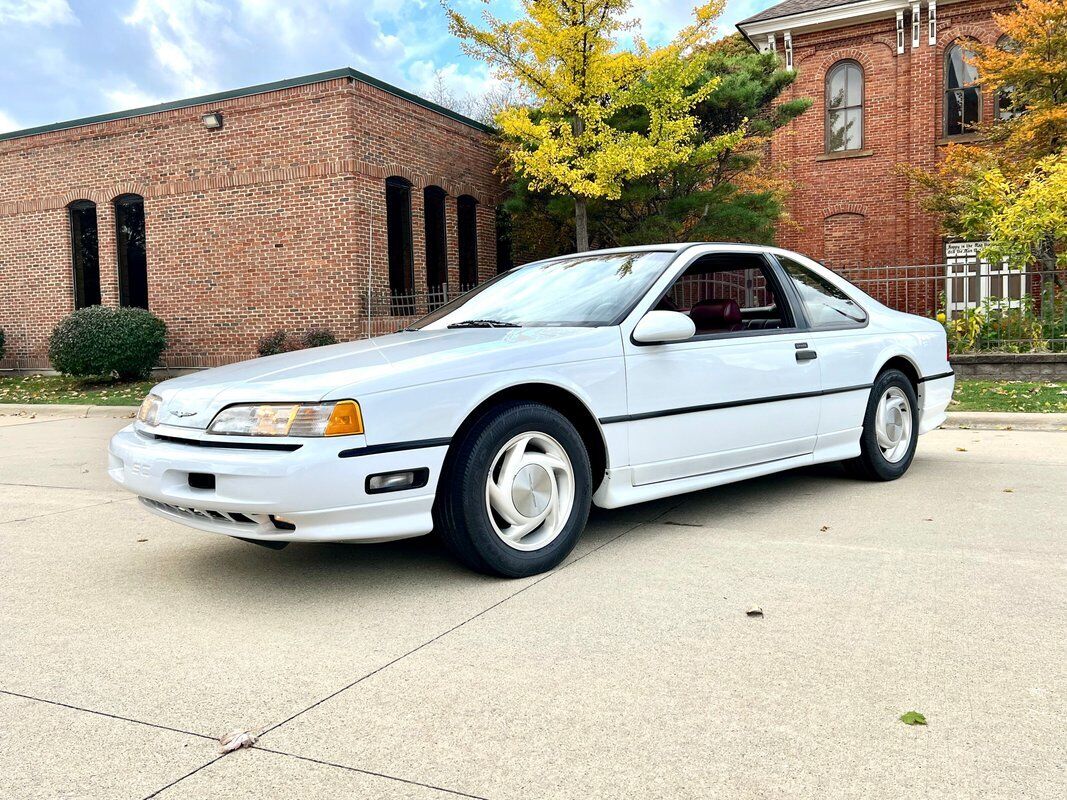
[96,199,120,307]
[409,185,427,315]
[444,195,460,290]
[477,202,497,281]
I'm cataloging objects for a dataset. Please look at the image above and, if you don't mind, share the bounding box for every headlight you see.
[207,400,363,437]
[137,394,163,426]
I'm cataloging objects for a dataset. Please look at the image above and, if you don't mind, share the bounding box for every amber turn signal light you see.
[325,400,364,436]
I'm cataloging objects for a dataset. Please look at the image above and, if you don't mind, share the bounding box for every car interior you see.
[654,253,793,336]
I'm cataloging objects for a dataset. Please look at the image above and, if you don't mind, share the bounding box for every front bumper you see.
[108,424,447,543]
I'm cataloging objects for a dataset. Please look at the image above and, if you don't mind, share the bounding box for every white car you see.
[109,244,954,577]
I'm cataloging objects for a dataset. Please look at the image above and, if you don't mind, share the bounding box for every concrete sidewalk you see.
[1,417,1065,799]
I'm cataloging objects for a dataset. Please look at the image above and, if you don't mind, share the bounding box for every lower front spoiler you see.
[138,494,435,544]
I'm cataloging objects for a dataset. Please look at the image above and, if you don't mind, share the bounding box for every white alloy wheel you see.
[875,386,913,463]
[484,431,575,551]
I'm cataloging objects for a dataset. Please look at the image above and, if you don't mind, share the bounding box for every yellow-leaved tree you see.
[908,0,1066,277]
[445,0,741,251]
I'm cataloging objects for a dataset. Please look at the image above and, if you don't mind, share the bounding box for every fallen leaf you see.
[137,538,148,543]
[219,729,257,752]
[923,518,933,522]
[746,606,763,618]
[956,447,968,452]
[819,525,830,532]
[1003,488,1014,493]
[900,711,927,726]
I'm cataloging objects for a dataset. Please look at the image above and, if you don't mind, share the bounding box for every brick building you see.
[738,0,1014,280]
[0,68,503,370]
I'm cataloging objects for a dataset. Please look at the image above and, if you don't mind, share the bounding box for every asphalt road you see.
[1,413,1064,799]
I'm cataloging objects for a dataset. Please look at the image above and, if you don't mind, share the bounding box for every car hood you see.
[150,327,618,429]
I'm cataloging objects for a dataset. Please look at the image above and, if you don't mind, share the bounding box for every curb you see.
[0,403,138,420]
[942,411,1067,432]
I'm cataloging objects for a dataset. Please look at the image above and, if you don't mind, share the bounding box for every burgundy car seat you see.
[689,298,743,334]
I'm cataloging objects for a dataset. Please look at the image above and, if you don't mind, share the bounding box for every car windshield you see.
[410,250,675,329]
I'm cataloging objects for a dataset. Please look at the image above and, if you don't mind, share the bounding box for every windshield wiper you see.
[446,319,521,328]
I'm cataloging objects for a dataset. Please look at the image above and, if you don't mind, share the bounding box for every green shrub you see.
[258,328,339,356]
[302,328,338,348]
[257,329,294,357]
[48,306,167,379]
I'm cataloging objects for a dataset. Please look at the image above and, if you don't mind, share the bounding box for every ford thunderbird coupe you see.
[109,244,954,577]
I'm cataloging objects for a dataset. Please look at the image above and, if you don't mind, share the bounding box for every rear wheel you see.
[437,402,592,577]
[845,369,919,481]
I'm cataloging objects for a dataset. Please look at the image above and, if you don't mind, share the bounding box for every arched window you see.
[945,42,981,136]
[385,177,414,312]
[114,194,148,309]
[423,186,448,293]
[825,61,863,153]
[995,36,1022,121]
[457,194,479,287]
[68,200,100,309]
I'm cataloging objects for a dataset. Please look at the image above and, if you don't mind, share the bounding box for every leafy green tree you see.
[505,33,811,257]
[447,0,733,252]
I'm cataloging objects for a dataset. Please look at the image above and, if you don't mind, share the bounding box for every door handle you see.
[795,349,818,362]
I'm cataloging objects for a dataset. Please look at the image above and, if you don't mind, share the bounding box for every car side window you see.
[655,253,793,336]
[777,256,867,327]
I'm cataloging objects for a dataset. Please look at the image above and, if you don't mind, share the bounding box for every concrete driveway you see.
[1,413,1064,799]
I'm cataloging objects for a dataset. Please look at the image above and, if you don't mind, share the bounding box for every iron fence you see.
[362,283,479,337]
[839,262,1067,353]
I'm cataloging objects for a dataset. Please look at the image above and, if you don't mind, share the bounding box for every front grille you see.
[140,498,267,527]
[137,430,302,452]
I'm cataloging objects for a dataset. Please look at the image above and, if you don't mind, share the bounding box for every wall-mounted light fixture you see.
[200,111,223,130]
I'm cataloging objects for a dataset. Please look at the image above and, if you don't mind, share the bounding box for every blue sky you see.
[0,0,766,133]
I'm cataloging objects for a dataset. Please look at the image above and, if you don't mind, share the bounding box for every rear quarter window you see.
[777,256,867,327]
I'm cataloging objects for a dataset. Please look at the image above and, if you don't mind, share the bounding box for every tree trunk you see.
[1034,232,1063,291]
[574,196,589,252]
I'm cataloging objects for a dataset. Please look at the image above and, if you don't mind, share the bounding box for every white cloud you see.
[0,0,76,26]
[103,81,161,111]
[0,109,21,132]
[122,0,233,95]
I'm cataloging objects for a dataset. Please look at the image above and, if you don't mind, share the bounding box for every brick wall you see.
[0,75,501,370]
[769,0,1013,278]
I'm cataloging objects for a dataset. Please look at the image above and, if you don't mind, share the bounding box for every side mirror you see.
[632,310,696,344]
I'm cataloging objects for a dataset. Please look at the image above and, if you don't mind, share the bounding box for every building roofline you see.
[0,66,493,143]
[737,0,966,43]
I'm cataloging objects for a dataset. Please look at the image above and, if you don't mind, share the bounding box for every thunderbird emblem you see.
[170,409,197,418]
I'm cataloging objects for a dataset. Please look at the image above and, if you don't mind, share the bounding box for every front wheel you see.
[436,402,592,577]
[845,369,919,481]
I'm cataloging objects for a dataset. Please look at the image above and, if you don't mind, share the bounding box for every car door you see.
[621,248,821,486]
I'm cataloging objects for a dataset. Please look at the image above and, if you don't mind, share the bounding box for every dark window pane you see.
[423,186,448,292]
[945,44,981,136]
[963,87,980,130]
[457,195,478,287]
[495,205,513,274]
[385,177,414,315]
[946,90,964,135]
[778,256,867,326]
[115,194,148,309]
[69,201,100,309]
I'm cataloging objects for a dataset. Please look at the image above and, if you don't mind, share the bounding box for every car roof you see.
[543,242,775,258]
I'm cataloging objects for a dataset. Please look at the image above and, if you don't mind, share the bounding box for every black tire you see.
[845,368,920,481]
[436,402,592,578]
